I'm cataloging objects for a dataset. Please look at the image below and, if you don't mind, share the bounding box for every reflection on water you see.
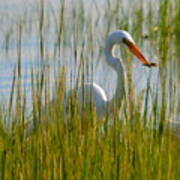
[0,0,159,106]
[0,43,159,106]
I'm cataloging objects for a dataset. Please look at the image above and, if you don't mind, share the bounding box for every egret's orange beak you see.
[124,39,157,67]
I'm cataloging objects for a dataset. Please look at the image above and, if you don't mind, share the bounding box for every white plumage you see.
[68,30,156,117]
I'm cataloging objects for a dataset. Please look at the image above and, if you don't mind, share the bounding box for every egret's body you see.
[25,30,157,136]
[71,30,156,117]
[77,83,108,117]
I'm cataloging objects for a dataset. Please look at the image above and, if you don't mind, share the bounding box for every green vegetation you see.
[0,0,179,179]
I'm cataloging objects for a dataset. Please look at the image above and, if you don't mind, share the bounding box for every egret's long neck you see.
[105,41,125,112]
[105,40,114,60]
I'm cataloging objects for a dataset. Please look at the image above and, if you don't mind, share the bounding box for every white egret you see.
[25,30,157,136]
[69,30,157,117]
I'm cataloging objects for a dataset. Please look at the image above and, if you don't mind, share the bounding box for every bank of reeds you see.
[0,0,179,179]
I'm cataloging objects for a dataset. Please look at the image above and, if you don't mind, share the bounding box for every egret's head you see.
[108,30,157,67]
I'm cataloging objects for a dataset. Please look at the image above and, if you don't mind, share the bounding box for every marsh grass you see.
[0,0,180,179]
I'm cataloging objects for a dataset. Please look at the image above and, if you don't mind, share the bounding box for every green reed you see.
[0,0,179,179]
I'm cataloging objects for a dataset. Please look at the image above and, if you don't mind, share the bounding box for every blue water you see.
[0,0,159,106]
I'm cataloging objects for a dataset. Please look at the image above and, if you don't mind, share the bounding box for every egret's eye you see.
[122,38,134,47]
